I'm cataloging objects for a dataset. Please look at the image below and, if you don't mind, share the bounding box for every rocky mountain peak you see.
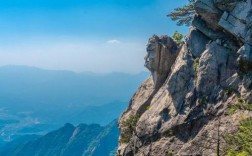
[145,35,180,89]
[117,0,252,155]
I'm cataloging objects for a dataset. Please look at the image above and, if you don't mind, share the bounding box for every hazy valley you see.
[0,65,148,147]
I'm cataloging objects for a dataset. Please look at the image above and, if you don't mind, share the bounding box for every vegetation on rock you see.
[167,0,195,26]
[172,31,184,44]
[227,98,252,115]
[120,114,139,143]
[225,118,252,156]
[193,57,199,72]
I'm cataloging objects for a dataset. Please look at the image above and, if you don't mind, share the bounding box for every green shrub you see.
[146,105,151,110]
[238,97,245,103]
[167,0,195,26]
[224,88,239,96]
[225,118,252,155]
[227,100,252,115]
[165,129,174,137]
[172,31,183,44]
[120,114,139,143]
[166,149,174,156]
[199,96,208,106]
[193,58,199,72]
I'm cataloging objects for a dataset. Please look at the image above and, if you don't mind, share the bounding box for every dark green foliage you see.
[227,103,252,115]
[167,0,195,26]
[224,88,239,96]
[166,149,174,156]
[167,0,245,26]
[172,31,184,44]
[165,130,175,137]
[199,96,209,106]
[146,105,151,110]
[194,58,199,72]
[120,114,139,143]
[225,118,252,156]
[227,97,252,115]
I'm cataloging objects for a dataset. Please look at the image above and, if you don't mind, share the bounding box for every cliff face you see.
[117,0,252,155]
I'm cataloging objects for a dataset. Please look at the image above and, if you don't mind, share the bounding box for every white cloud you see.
[106,39,121,44]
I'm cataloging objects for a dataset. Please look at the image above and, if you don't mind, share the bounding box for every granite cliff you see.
[117,0,252,155]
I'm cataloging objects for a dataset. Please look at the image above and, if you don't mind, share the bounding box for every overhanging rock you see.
[218,0,252,43]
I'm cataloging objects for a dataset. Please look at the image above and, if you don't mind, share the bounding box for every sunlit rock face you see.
[117,0,252,155]
[144,35,180,89]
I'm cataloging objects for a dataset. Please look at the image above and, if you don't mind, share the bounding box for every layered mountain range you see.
[0,66,148,145]
[1,120,118,156]
[117,0,252,155]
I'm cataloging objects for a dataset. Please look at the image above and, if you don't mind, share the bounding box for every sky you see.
[0,0,188,74]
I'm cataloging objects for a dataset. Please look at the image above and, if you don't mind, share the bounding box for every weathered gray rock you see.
[243,74,252,89]
[194,0,222,30]
[192,16,225,40]
[187,27,210,57]
[196,42,238,97]
[213,0,238,11]
[192,16,240,51]
[117,1,252,156]
[145,35,180,89]
[221,73,241,89]
[219,12,247,43]
[238,43,252,72]
[218,0,252,43]
[117,41,249,156]
[166,46,194,112]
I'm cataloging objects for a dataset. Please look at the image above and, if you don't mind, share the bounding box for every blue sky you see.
[0,0,188,73]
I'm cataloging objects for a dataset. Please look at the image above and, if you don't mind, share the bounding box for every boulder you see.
[194,0,222,30]
[187,27,210,58]
[192,16,225,40]
[218,0,252,43]
[192,16,240,51]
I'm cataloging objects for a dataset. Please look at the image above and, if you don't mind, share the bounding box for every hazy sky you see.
[0,0,188,73]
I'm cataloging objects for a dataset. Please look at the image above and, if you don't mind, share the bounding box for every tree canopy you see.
[167,0,195,26]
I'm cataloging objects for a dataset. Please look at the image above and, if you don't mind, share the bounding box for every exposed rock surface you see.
[117,0,252,155]
[145,35,180,89]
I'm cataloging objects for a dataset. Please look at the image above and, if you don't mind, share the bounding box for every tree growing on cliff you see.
[167,0,195,26]
[172,31,183,44]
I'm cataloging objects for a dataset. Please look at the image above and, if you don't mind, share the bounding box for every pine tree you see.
[167,0,196,26]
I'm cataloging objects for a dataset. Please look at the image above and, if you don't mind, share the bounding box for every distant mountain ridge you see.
[0,65,149,110]
[0,65,148,145]
[0,120,119,156]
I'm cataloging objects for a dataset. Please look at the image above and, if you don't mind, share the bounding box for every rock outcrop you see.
[145,35,180,89]
[117,0,252,155]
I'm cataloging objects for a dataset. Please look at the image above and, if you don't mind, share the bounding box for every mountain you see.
[0,101,126,145]
[117,1,252,155]
[0,66,148,144]
[0,65,149,111]
[69,101,128,126]
[1,120,119,156]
